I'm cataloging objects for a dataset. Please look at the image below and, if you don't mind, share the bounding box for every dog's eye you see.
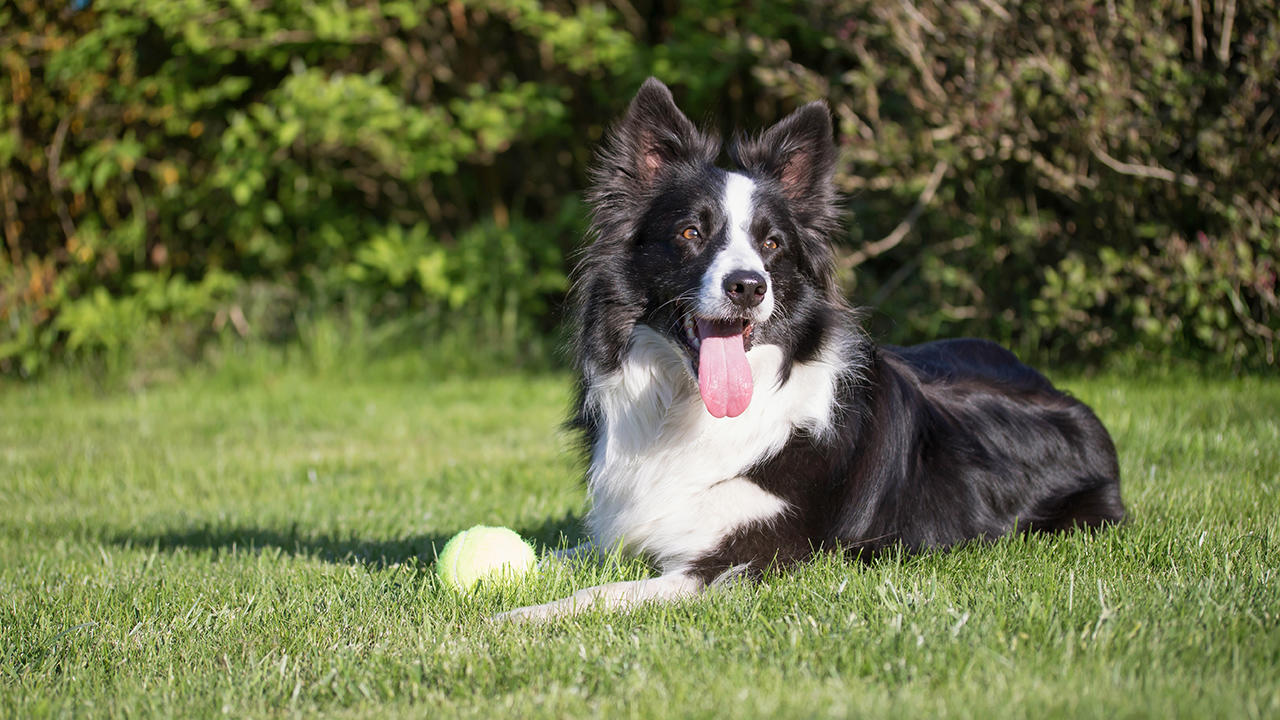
[763,237,780,250]
[680,227,701,241]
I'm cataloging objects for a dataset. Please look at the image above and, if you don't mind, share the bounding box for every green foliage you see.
[1,0,585,376]
[791,0,1279,368]
[1,0,1276,376]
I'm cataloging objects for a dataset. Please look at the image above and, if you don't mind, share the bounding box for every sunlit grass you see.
[2,364,1277,718]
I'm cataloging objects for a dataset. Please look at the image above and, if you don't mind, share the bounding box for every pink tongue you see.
[696,319,754,418]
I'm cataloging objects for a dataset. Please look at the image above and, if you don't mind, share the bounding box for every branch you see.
[0,170,19,265]
[839,160,948,270]
[607,0,646,37]
[1218,0,1236,65]
[206,30,376,51]
[976,0,1012,21]
[1089,140,1203,189]
[46,113,78,243]
[1031,151,1097,200]
[1190,0,1205,62]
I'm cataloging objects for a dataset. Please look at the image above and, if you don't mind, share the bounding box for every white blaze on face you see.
[691,172,774,418]
[698,173,774,320]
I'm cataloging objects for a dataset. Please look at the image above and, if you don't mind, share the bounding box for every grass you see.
[2,362,1278,718]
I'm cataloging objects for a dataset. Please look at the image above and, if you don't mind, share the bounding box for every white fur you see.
[582,324,845,572]
[498,321,858,622]
[698,173,775,321]
[494,572,702,623]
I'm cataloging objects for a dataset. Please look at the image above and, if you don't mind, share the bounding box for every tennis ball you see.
[435,525,537,592]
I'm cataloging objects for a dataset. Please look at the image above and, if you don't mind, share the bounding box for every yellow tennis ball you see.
[435,525,537,592]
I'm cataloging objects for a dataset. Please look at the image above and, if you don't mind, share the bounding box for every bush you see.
[1,0,595,375]
[1,0,1276,376]
[800,0,1280,369]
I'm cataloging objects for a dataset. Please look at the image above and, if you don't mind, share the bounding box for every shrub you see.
[799,0,1280,368]
[1,0,1275,376]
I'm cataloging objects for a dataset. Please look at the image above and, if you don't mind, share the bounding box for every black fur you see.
[572,78,1124,585]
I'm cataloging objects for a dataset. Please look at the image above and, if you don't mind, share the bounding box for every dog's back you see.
[830,341,1124,555]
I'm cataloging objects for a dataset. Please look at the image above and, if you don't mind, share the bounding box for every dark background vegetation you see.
[2,0,1276,378]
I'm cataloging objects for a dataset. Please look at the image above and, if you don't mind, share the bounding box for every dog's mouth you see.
[676,311,755,419]
[679,313,755,354]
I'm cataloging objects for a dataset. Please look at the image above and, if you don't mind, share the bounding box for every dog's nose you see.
[722,270,768,308]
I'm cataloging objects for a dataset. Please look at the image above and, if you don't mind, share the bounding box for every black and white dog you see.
[499,78,1123,621]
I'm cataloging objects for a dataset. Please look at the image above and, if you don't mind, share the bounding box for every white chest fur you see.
[582,325,845,571]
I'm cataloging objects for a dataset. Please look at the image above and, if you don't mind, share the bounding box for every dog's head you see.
[575,78,841,418]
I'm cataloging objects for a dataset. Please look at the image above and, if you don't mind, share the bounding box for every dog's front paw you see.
[489,574,702,623]
[490,601,562,624]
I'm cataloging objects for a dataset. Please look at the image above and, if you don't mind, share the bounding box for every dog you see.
[497,78,1124,622]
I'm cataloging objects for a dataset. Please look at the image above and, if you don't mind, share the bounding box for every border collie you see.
[498,78,1124,621]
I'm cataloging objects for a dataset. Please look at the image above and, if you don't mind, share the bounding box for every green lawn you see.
[2,365,1278,718]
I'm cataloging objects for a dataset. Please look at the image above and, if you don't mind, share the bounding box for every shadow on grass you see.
[108,511,586,570]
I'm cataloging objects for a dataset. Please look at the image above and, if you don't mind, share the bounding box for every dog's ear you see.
[620,78,699,183]
[593,78,718,193]
[731,101,836,204]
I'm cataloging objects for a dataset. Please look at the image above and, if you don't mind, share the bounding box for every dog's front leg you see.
[493,572,703,623]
